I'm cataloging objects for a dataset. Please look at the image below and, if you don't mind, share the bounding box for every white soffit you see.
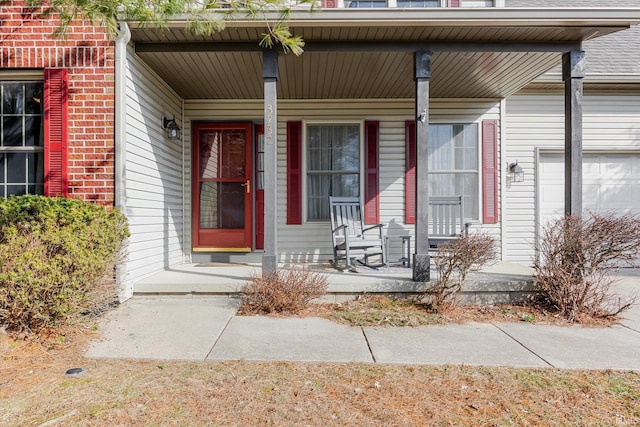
[127,8,640,99]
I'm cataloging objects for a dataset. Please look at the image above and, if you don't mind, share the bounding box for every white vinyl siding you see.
[123,45,184,292]
[184,98,502,264]
[504,93,640,265]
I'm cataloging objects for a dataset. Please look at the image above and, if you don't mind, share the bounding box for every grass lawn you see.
[1,318,639,426]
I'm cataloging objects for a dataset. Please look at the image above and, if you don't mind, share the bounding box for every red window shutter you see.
[405,120,416,225]
[449,0,461,6]
[44,68,69,197]
[482,120,499,224]
[287,121,303,224]
[364,121,380,225]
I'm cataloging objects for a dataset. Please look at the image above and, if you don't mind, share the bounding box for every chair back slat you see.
[330,197,364,238]
[430,195,465,238]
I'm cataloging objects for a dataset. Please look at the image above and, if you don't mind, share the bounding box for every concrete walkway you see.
[87,273,640,370]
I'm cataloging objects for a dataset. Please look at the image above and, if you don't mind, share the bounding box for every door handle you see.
[241,180,250,194]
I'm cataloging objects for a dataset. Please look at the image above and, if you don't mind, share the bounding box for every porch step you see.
[133,262,536,305]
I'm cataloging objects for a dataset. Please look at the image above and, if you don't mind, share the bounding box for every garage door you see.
[539,152,640,228]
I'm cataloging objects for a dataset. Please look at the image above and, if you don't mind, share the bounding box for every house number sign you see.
[266,104,274,146]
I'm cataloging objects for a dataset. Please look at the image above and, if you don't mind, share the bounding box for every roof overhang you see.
[127,8,640,99]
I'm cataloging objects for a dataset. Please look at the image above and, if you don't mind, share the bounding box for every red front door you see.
[192,122,252,250]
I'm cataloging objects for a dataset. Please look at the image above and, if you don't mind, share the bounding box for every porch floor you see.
[133,261,536,304]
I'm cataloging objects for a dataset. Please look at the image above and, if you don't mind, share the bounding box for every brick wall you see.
[0,3,116,206]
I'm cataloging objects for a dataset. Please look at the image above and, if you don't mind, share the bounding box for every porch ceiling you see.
[128,8,640,100]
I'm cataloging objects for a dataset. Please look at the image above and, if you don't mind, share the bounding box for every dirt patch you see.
[291,295,619,328]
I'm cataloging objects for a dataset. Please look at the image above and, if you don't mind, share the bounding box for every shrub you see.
[0,195,129,337]
[534,213,640,322]
[240,266,328,315]
[422,233,496,311]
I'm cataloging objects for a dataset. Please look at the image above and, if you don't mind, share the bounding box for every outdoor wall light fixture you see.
[418,109,427,124]
[509,161,525,183]
[162,116,181,140]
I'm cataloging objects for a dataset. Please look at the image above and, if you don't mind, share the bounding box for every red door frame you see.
[192,122,253,250]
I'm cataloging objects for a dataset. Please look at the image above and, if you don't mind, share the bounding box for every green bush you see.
[0,195,129,337]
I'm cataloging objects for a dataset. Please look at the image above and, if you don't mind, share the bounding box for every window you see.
[397,0,438,6]
[429,124,479,220]
[406,120,496,225]
[0,81,44,197]
[306,124,360,221]
[345,0,386,7]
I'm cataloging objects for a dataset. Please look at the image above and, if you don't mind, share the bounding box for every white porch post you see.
[413,50,431,282]
[262,49,278,275]
[563,50,585,216]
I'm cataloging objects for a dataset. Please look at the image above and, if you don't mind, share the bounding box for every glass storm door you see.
[255,125,265,250]
[192,122,252,250]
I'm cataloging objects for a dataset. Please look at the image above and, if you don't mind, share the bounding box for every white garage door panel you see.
[539,153,640,228]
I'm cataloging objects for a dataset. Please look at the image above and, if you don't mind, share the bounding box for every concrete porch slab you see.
[206,316,373,363]
[134,264,258,295]
[86,297,238,361]
[363,322,549,367]
[133,261,535,304]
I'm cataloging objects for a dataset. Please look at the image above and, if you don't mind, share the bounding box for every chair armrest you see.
[332,224,348,234]
[362,223,384,233]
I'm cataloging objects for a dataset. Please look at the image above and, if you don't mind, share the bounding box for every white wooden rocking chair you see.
[329,196,386,271]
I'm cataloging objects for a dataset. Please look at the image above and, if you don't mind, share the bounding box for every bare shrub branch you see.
[534,213,640,322]
[240,265,328,315]
[423,233,496,311]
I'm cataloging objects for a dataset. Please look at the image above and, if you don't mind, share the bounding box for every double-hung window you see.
[345,0,386,7]
[306,124,360,221]
[406,120,497,225]
[396,0,439,6]
[0,81,44,197]
[429,123,479,220]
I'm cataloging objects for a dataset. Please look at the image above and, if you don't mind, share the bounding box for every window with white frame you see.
[0,81,44,197]
[345,0,386,7]
[396,0,439,6]
[429,123,479,220]
[306,124,360,221]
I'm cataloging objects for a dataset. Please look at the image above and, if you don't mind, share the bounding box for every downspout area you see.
[500,98,507,263]
[115,22,132,300]
[181,99,188,264]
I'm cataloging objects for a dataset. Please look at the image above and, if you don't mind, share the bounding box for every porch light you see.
[162,116,181,140]
[509,161,525,183]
